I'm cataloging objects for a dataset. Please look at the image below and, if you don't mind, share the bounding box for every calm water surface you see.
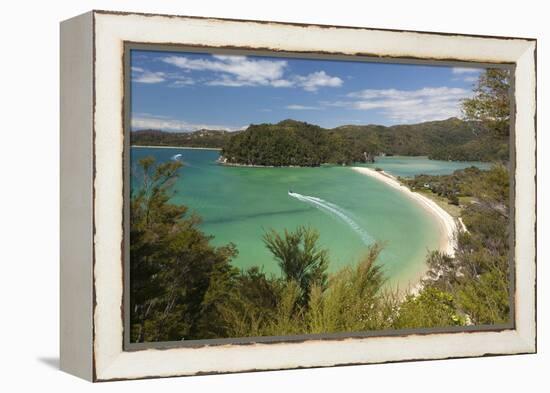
[360,155,490,178]
[131,148,490,285]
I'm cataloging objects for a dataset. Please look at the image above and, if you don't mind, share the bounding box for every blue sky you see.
[130,49,484,132]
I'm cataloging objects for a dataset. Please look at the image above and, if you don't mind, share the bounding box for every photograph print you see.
[127,48,513,345]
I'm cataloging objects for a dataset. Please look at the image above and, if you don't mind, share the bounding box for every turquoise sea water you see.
[131,148,490,285]
[359,156,491,178]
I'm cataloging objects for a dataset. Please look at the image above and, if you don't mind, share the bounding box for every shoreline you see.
[131,145,222,151]
[351,167,458,293]
[351,166,458,255]
[218,161,318,168]
[218,158,374,168]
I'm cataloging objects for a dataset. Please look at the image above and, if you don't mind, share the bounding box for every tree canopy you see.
[130,157,239,341]
[462,69,512,138]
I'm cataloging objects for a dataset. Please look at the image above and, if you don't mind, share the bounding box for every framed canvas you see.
[60,10,537,381]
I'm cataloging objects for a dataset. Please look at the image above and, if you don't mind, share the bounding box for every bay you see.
[131,147,489,286]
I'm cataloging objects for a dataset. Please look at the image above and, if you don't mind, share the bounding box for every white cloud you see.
[270,79,294,88]
[294,71,343,92]
[133,112,170,119]
[462,76,479,83]
[169,75,195,87]
[451,67,482,83]
[331,87,472,123]
[286,104,320,110]
[163,55,288,88]
[452,67,481,74]
[131,115,246,132]
[161,55,343,91]
[132,66,196,86]
[133,70,166,84]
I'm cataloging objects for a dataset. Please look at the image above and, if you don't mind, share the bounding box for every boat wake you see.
[171,153,183,161]
[288,191,373,245]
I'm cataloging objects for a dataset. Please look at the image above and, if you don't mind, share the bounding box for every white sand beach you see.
[351,167,458,257]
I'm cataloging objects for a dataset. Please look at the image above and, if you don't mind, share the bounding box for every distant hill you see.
[131,129,235,149]
[332,117,509,161]
[131,118,509,165]
[221,119,376,166]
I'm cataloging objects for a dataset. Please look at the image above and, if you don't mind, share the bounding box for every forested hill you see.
[131,129,233,149]
[220,119,376,166]
[131,117,509,165]
[220,118,508,166]
[334,117,509,162]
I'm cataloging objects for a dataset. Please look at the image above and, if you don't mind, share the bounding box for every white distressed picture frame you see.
[60,10,536,382]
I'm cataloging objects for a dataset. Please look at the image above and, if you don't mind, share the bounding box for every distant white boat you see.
[171,153,183,161]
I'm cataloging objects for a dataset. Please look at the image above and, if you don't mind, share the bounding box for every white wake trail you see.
[288,192,373,245]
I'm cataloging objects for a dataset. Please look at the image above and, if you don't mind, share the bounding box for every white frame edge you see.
[60,11,94,381]
[83,11,536,381]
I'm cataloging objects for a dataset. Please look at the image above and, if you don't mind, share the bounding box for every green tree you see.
[130,157,238,342]
[415,165,511,326]
[263,226,329,305]
[215,267,284,338]
[216,242,393,337]
[422,251,460,292]
[462,69,511,138]
[305,243,391,333]
[457,268,510,325]
[394,287,466,329]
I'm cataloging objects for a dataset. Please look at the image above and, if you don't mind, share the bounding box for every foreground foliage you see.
[129,157,239,342]
[418,164,511,325]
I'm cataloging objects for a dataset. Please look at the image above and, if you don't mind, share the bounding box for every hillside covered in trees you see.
[220,119,379,166]
[131,129,232,149]
[220,117,510,166]
[132,116,508,166]
[334,117,509,162]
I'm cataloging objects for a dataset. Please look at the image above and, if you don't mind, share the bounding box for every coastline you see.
[219,162,312,168]
[131,145,222,151]
[351,167,458,257]
[351,167,459,293]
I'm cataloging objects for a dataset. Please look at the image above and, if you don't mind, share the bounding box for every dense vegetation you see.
[131,129,232,149]
[462,69,511,139]
[129,157,239,341]
[132,114,510,165]
[130,157,510,342]
[439,68,511,162]
[405,164,511,326]
[402,166,505,206]
[220,117,509,166]
[333,117,494,161]
[220,119,378,166]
